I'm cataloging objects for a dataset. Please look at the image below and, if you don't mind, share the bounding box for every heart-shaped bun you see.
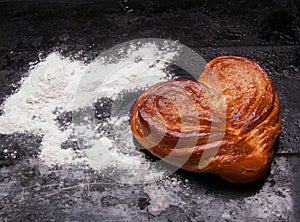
[131,56,282,183]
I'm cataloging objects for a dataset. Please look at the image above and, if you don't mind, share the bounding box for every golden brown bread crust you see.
[131,56,282,183]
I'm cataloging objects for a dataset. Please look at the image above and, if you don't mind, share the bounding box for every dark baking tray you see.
[0,0,299,221]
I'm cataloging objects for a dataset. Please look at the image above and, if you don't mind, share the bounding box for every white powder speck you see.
[109,115,130,127]
[144,177,187,215]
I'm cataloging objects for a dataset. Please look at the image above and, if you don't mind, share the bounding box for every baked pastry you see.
[131,56,282,183]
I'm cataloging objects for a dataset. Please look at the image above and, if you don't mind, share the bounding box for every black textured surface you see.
[0,0,299,221]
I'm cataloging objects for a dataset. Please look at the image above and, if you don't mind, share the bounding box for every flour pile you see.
[0,54,85,165]
[0,41,182,184]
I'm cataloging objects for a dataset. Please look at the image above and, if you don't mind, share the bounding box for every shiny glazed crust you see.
[131,56,282,183]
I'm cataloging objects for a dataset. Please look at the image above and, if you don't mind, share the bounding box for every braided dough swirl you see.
[131,56,282,183]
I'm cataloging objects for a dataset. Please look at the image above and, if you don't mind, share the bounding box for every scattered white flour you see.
[73,41,179,109]
[0,41,178,176]
[0,40,188,214]
[143,177,188,215]
[0,53,86,165]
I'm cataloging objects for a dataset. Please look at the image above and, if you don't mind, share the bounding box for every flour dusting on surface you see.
[0,53,85,165]
[0,41,181,178]
[0,41,188,214]
[144,177,189,215]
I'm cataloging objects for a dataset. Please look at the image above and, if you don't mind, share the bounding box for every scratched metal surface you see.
[0,0,299,221]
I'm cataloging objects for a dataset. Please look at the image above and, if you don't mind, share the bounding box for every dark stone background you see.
[0,0,299,221]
